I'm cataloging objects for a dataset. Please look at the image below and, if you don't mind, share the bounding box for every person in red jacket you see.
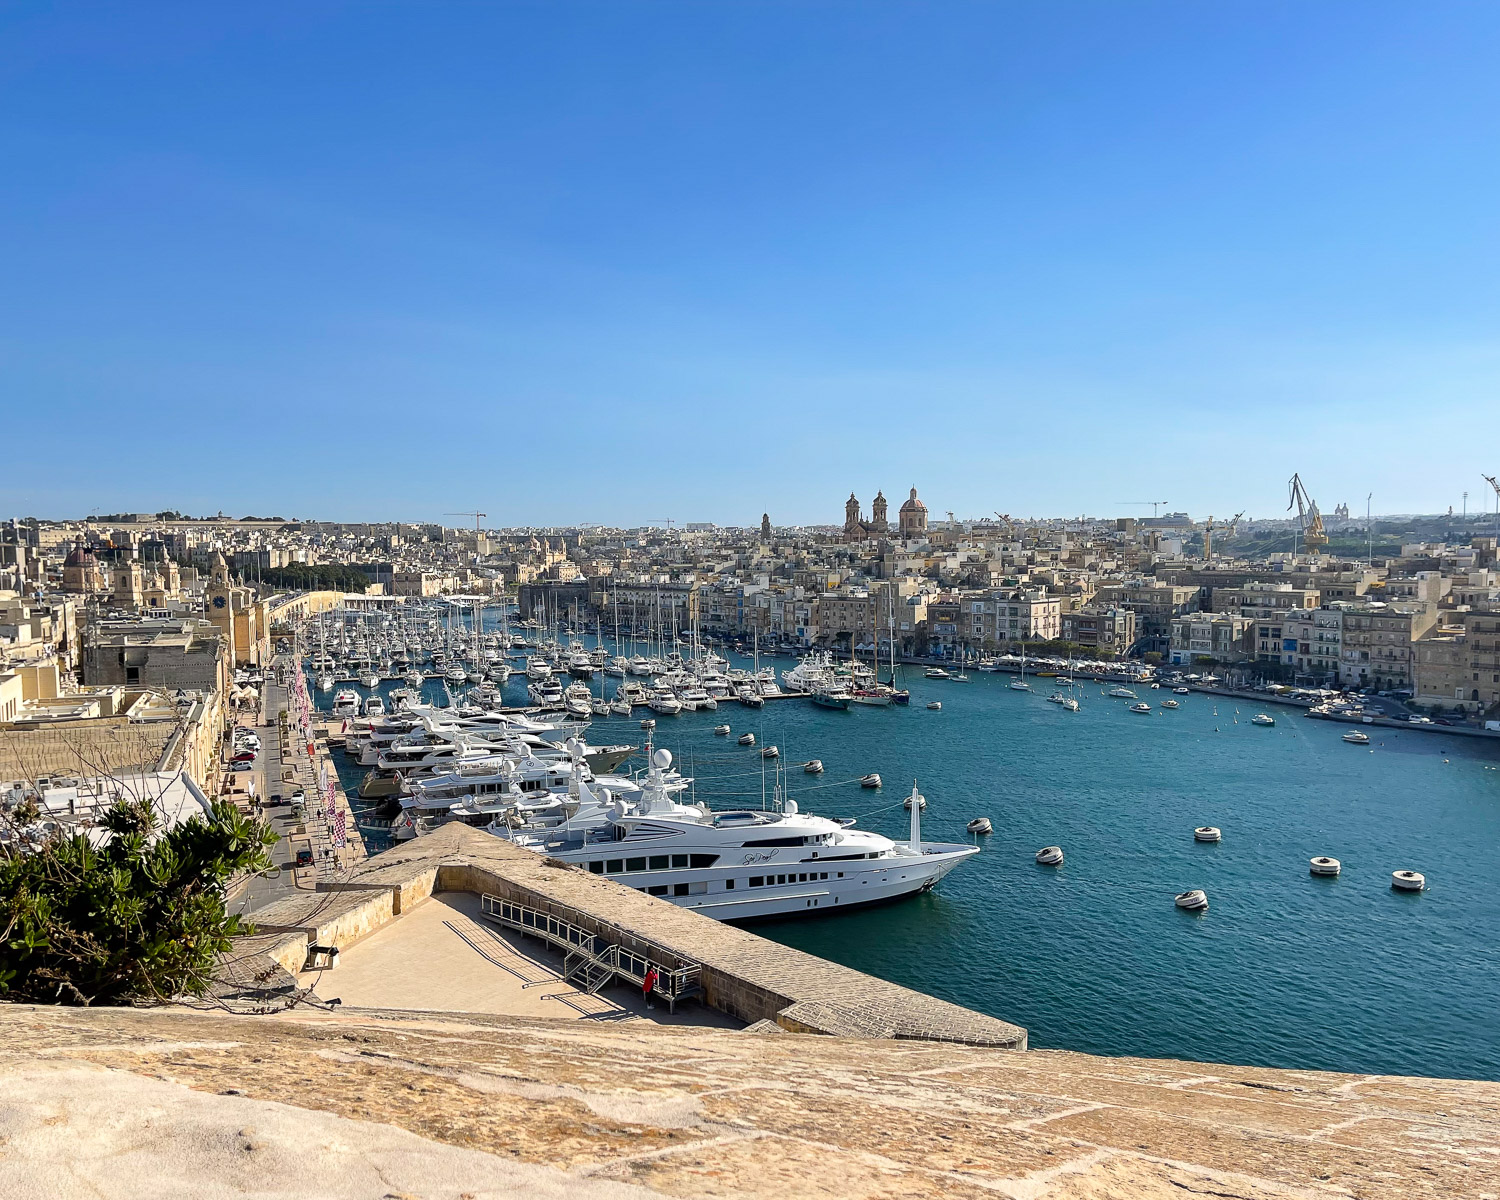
[642,966,659,1010]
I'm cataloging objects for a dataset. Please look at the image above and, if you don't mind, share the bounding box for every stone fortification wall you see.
[2,1002,1493,1199]
[245,823,1025,1048]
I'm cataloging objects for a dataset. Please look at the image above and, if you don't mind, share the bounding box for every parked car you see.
[295,849,314,867]
[230,761,253,772]
[230,751,256,764]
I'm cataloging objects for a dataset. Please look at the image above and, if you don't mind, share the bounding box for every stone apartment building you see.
[1060,605,1136,655]
[1335,602,1436,691]
[965,589,1062,645]
[1415,607,1500,712]
[1093,582,1200,653]
[1169,612,1253,665]
[81,619,229,695]
[1282,607,1345,679]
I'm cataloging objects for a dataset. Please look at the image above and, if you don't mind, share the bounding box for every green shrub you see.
[0,798,275,1005]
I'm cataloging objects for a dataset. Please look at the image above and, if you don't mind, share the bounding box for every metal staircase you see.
[481,894,702,1013]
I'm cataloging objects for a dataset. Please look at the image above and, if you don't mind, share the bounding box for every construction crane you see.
[1118,501,1170,518]
[1200,510,1245,566]
[1484,474,1500,528]
[445,512,488,560]
[1286,474,1327,555]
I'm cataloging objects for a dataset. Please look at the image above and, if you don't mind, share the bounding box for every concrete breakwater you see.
[242,821,1026,1047]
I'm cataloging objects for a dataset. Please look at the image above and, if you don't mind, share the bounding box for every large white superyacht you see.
[493,746,979,921]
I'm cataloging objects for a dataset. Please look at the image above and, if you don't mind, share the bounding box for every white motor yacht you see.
[649,688,683,715]
[332,689,361,718]
[494,751,979,920]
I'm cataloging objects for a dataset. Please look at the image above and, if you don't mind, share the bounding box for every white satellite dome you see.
[652,747,673,770]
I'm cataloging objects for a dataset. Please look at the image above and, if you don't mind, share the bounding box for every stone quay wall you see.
[237,822,1026,1048]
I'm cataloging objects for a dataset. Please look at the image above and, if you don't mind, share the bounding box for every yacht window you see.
[671,854,688,868]
[648,885,669,896]
[820,872,828,880]
[588,861,604,874]
[725,879,735,890]
[627,857,647,872]
[748,876,763,887]
[798,873,807,882]
[606,859,623,873]
[672,883,689,897]
[776,874,786,885]
[743,836,806,848]
[689,854,718,868]
[837,872,844,878]
[649,855,670,870]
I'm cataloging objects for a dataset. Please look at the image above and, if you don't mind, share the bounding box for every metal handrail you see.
[480,893,700,1010]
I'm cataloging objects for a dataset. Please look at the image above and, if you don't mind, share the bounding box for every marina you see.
[305,612,1500,1083]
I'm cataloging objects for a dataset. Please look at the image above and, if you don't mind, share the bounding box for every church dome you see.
[64,543,96,568]
[900,488,927,513]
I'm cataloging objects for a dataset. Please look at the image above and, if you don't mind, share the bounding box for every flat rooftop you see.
[305,891,740,1029]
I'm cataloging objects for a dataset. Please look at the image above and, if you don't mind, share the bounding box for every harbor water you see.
[313,638,1500,1082]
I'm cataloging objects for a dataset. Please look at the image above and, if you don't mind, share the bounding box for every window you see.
[777,874,787,884]
[588,861,604,874]
[606,859,623,874]
[725,879,735,890]
[648,885,669,896]
[671,854,688,868]
[689,881,708,895]
[626,857,646,872]
[649,855,670,870]
[673,883,690,896]
[820,872,828,880]
[689,854,719,868]
[749,876,764,887]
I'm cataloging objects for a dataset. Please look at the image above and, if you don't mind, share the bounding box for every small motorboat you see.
[927,701,942,710]
[738,732,756,746]
[1173,686,1190,695]
[1391,869,1425,891]
[967,817,993,835]
[1309,856,1341,877]
[1342,730,1371,744]
[610,699,632,715]
[1129,702,1152,715]
[924,667,950,679]
[1251,713,1275,726]
[1035,845,1064,866]
[1193,826,1222,843]
[1108,686,1137,699]
[761,745,779,759]
[1175,889,1209,911]
[803,759,824,774]
[1161,699,1179,709]
[640,718,656,731]
[903,788,926,811]
[713,724,731,735]
[860,773,882,788]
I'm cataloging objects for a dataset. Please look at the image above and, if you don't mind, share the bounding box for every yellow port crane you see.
[1287,474,1328,555]
[1484,474,1500,527]
[1201,510,1245,566]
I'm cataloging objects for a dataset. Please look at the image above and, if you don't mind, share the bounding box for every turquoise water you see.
[314,636,1500,1081]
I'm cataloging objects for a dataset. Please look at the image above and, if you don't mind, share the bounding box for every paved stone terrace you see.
[282,821,1027,1047]
[1,1002,1495,1199]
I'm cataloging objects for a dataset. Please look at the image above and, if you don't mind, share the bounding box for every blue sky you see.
[3,3,1498,527]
